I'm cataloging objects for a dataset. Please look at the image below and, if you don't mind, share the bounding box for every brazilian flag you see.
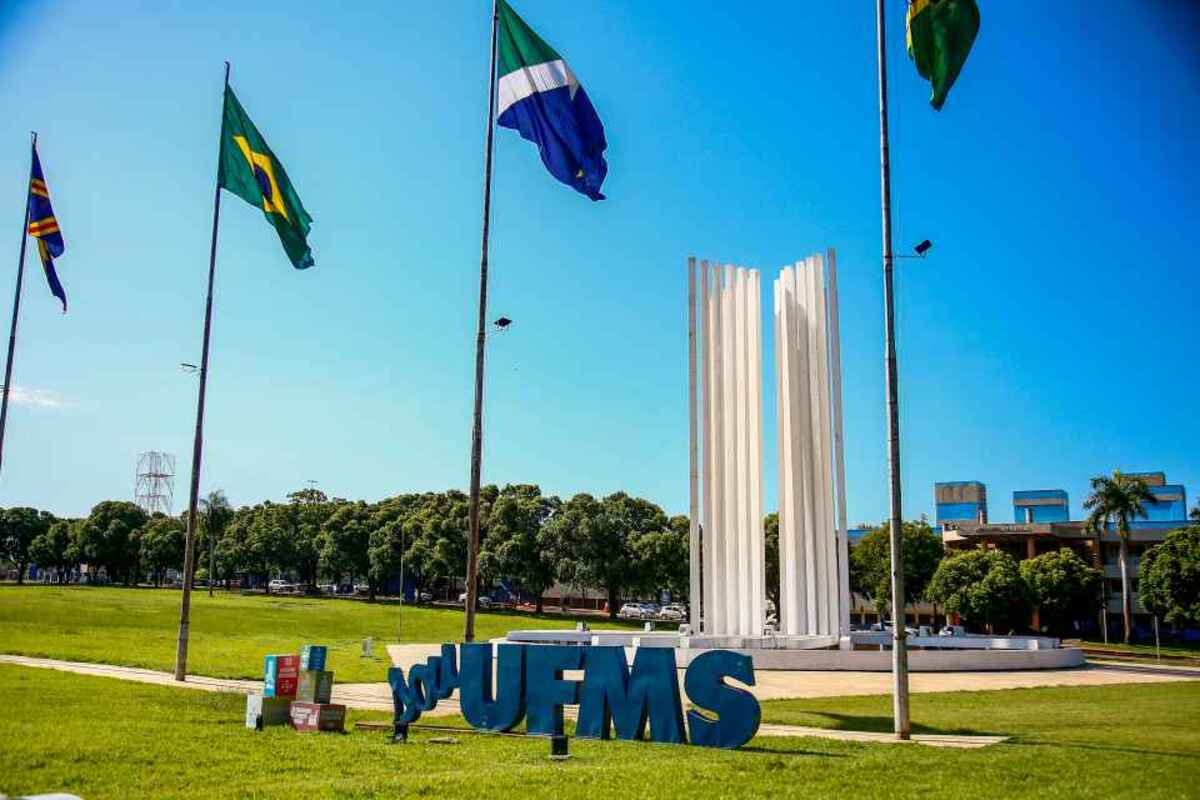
[218,87,314,269]
[907,0,980,111]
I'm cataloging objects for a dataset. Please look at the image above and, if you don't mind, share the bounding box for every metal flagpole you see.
[464,0,500,643]
[876,0,911,739]
[175,62,230,682]
[0,133,36,479]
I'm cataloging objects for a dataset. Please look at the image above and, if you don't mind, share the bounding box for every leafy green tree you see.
[547,492,668,619]
[321,500,373,591]
[28,519,76,582]
[218,502,294,591]
[73,501,148,584]
[849,519,944,620]
[199,490,233,590]
[1020,548,1103,635]
[1139,525,1200,629]
[634,514,690,603]
[1190,502,1199,523]
[0,507,55,584]
[480,485,559,612]
[928,549,1031,633]
[139,516,185,587]
[1084,470,1155,643]
[764,513,780,617]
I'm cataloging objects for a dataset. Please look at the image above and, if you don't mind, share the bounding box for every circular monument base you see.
[502,629,1086,671]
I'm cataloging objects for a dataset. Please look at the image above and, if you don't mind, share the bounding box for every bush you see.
[928,549,1031,633]
[1020,548,1102,635]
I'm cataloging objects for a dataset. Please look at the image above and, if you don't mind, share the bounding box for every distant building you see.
[935,481,988,526]
[941,470,1193,638]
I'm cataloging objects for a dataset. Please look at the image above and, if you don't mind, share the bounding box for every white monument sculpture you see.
[687,252,849,645]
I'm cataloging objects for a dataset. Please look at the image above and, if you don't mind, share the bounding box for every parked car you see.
[618,603,647,619]
[317,584,336,595]
[659,604,686,621]
[938,624,967,637]
[268,579,289,591]
[458,592,493,609]
[418,591,433,603]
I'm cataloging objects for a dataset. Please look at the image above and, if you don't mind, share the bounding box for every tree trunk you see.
[16,560,26,585]
[1119,536,1133,644]
[368,579,376,603]
[535,594,544,614]
[607,587,618,619]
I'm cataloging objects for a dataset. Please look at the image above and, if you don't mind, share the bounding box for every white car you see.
[939,624,967,637]
[458,592,493,609]
[618,603,647,619]
[659,604,686,621]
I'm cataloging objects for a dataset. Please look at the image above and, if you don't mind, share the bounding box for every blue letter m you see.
[576,647,685,744]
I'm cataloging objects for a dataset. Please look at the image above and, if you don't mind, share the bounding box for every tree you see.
[849,519,943,621]
[219,503,293,592]
[1190,502,1200,523]
[546,492,668,619]
[0,507,55,584]
[634,514,690,604]
[1084,470,1155,643]
[927,549,1031,633]
[199,490,233,593]
[1139,525,1200,629]
[321,500,373,592]
[73,501,148,584]
[28,519,76,583]
[764,513,780,618]
[139,516,185,587]
[479,485,559,613]
[1020,548,1103,635]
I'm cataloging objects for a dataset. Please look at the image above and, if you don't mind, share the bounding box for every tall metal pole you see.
[175,62,230,682]
[876,0,911,739]
[464,1,500,643]
[0,133,36,479]
[687,257,700,630]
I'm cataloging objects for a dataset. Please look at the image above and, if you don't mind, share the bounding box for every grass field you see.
[1,665,1197,799]
[0,585,643,682]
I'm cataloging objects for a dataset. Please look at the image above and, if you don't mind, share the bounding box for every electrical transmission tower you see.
[135,451,176,515]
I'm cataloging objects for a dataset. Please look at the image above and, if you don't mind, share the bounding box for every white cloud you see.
[5,385,71,409]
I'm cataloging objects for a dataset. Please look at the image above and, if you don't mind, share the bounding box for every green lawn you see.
[1080,638,1200,661]
[1,665,1198,799]
[0,585,644,682]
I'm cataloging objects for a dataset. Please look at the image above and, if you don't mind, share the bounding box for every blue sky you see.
[0,1,1196,524]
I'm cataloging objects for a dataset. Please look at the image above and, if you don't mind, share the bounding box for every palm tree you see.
[199,490,233,596]
[1083,471,1154,643]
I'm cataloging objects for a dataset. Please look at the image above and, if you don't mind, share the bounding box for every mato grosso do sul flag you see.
[495,0,608,201]
[27,145,67,312]
[218,86,314,269]
[907,0,980,110]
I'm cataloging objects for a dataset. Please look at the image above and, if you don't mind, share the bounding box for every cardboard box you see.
[300,644,328,672]
[296,670,334,704]
[264,654,300,698]
[245,694,292,729]
[289,702,346,733]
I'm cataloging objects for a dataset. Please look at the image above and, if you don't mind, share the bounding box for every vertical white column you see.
[701,261,715,635]
[710,264,725,635]
[773,277,792,634]
[687,257,701,632]
[827,249,851,639]
[791,264,819,634]
[721,265,739,635]
[733,268,750,634]
[750,270,765,637]
[813,254,838,636]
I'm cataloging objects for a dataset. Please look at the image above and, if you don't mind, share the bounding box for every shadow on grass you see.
[741,743,847,758]
[779,711,993,738]
[1005,739,1200,760]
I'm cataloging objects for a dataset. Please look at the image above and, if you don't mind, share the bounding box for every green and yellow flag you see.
[218,87,314,269]
[907,0,980,111]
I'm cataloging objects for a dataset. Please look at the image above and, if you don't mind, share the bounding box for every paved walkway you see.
[6,651,1199,751]
[386,644,1200,701]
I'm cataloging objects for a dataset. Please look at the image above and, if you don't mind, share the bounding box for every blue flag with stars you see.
[27,145,67,312]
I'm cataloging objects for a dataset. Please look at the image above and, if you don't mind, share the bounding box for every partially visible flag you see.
[907,0,980,110]
[495,0,608,201]
[27,145,67,312]
[218,86,314,269]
